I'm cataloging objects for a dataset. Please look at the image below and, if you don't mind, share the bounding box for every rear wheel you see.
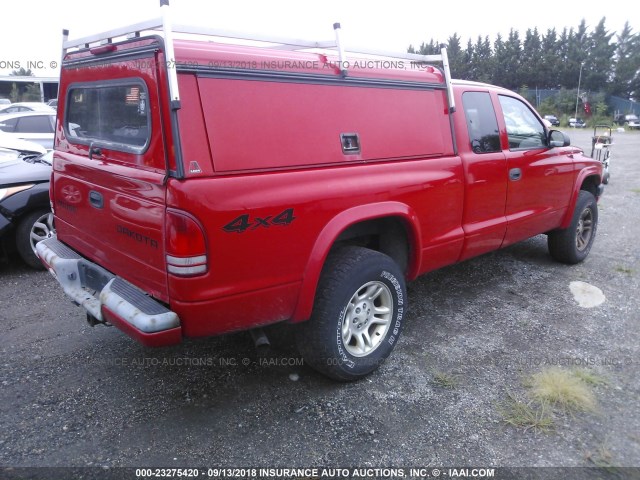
[548,191,598,264]
[296,246,407,381]
[16,209,54,269]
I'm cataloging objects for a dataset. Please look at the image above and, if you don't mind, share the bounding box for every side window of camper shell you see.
[65,80,150,153]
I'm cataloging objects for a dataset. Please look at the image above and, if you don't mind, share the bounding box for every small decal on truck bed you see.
[222,208,296,234]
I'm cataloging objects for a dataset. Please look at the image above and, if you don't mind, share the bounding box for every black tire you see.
[296,246,407,381]
[548,191,598,264]
[16,209,54,270]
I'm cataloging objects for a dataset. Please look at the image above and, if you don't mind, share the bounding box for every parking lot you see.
[1,129,639,475]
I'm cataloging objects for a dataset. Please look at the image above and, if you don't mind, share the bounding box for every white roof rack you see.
[61,1,455,112]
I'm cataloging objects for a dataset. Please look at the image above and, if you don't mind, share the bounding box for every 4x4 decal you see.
[222,208,296,233]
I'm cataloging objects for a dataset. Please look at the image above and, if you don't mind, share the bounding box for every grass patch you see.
[571,368,608,387]
[529,367,597,413]
[499,392,554,433]
[500,367,604,433]
[632,188,640,194]
[431,370,459,389]
[585,442,615,468]
[614,266,634,275]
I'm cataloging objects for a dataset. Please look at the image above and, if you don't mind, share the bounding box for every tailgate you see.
[53,44,171,301]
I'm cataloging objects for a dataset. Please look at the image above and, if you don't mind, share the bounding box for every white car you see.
[0,112,56,149]
[568,117,586,128]
[0,131,46,162]
[0,102,55,114]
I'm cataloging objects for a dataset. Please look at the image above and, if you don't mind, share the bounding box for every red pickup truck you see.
[37,7,604,380]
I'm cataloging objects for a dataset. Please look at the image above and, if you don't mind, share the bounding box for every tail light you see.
[165,210,207,276]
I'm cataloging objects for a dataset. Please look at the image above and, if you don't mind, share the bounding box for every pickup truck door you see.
[496,94,574,246]
[457,91,508,261]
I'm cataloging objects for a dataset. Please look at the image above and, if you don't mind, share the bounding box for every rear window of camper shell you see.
[65,80,150,153]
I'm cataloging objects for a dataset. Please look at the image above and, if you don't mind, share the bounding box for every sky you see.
[0,0,635,77]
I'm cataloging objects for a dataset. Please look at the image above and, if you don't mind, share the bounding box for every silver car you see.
[568,117,586,128]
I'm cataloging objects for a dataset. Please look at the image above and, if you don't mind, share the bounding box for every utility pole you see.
[574,63,584,120]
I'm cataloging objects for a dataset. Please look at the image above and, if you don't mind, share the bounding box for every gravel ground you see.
[1,129,639,479]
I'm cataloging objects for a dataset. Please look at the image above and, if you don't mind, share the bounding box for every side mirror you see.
[549,130,570,148]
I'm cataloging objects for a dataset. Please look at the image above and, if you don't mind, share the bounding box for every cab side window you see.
[462,92,501,154]
[498,95,546,150]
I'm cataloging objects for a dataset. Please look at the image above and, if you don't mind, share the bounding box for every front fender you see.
[290,201,422,323]
[0,182,50,220]
[560,165,602,230]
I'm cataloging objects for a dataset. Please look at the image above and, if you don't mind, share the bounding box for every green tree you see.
[521,28,543,88]
[560,22,589,90]
[9,68,33,77]
[464,39,475,80]
[494,29,522,89]
[9,83,19,103]
[8,68,35,102]
[611,22,639,98]
[472,36,493,83]
[407,17,638,99]
[23,84,42,101]
[556,27,572,87]
[491,33,504,85]
[446,34,467,79]
[408,39,440,55]
[540,28,561,88]
[584,18,616,92]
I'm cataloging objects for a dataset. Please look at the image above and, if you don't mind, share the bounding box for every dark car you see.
[544,114,560,127]
[614,113,639,129]
[0,149,53,269]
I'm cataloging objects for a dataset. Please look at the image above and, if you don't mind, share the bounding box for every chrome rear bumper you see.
[37,235,181,346]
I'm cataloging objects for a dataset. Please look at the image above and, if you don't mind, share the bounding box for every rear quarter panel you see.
[167,157,465,334]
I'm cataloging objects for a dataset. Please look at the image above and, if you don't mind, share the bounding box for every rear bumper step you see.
[36,235,181,347]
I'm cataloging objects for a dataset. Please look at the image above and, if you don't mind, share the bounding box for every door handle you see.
[89,190,104,209]
[509,168,522,181]
[89,145,102,160]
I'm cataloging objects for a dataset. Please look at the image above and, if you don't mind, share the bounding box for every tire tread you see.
[548,191,597,264]
[296,246,405,381]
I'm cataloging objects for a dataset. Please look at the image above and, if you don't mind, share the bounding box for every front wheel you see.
[296,246,407,381]
[548,191,598,264]
[16,209,54,269]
